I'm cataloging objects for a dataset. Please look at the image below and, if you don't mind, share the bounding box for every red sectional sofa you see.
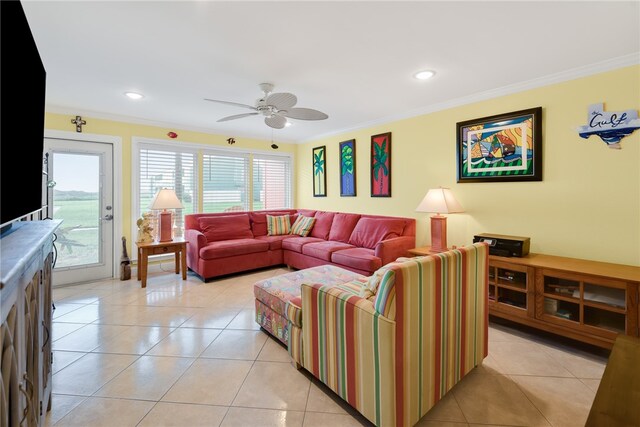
[184,209,416,280]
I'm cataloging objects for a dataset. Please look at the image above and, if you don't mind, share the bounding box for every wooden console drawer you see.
[151,245,177,255]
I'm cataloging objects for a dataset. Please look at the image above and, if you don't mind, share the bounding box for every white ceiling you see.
[23,1,640,143]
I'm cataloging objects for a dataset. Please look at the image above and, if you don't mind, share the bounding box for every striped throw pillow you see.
[289,215,316,237]
[374,269,396,318]
[266,215,291,235]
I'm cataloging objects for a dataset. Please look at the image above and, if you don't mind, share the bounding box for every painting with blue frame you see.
[339,139,356,196]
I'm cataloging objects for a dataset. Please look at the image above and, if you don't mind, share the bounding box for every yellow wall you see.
[296,66,640,266]
[44,113,296,251]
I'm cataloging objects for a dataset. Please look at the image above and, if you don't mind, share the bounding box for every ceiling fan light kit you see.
[205,83,328,129]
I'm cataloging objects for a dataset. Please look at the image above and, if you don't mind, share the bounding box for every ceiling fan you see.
[205,83,328,129]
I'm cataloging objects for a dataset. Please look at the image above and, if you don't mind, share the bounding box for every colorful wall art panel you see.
[371,132,391,197]
[312,145,327,197]
[339,139,356,197]
[457,107,542,182]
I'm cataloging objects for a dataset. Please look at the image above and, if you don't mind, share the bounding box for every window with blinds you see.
[253,154,292,210]
[202,151,250,212]
[137,145,197,233]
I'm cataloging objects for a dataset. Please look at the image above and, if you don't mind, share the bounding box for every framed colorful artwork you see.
[312,145,327,197]
[456,107,542,182]
[339,139,356,197]
[371,132,391,197]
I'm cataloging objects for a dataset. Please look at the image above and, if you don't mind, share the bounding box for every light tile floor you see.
[47,265,609,427]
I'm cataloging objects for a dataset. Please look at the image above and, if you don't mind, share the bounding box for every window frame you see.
[131,137,294,245]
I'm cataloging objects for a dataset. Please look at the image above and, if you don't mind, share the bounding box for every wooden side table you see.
[136,239,187,288]
[408,246,446,256]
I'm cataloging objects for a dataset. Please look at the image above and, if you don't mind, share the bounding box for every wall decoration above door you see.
[577,103,640,149]
[339,139,356,197]
[371,132,391,197]
[312,145,327,197]
[457,107,542,182]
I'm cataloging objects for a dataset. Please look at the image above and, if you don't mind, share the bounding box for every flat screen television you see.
[0,0,47,231]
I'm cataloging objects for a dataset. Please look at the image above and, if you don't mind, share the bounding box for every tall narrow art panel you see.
[371,132,391,197]
[312,145,327,197]
[339,139,356,197]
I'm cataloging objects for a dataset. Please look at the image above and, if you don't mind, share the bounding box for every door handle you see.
[101,214,114,221]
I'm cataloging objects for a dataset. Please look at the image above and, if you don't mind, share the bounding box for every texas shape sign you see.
[577,103,640,149]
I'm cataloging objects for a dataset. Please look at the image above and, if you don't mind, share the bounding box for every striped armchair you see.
[289,243,489,427]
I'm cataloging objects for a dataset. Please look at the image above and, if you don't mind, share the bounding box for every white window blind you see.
[138,145,197,233]
[252,154,292,210]
[202,151,250,212]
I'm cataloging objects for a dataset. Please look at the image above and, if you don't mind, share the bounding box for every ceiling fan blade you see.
[265,92,297,110]
[281,108,328,120]
[265,115,287,129]
[204,98,257,111]
[217,112,259,122]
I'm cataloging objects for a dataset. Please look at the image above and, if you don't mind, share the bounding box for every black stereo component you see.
[473,233,530,257]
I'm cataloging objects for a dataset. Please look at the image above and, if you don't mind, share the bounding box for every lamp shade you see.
[416,187,464,214]
[149,188,184,210]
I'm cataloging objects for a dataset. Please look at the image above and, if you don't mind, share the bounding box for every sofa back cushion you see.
[328,213,361,243]
[290,215,316,237]
[267,214,291,235]
[296,209,317,217]
[348,217,406,249]
[198,214,253,242]
[309,211,335,240]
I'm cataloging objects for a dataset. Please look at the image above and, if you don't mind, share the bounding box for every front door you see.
[45,138,114,286]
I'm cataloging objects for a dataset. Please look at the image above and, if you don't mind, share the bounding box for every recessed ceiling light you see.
[285,121,292,127]
[124,92,144,100]
[414,70,436,80]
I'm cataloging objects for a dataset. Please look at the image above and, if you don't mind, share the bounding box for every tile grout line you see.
[507,374,556,427]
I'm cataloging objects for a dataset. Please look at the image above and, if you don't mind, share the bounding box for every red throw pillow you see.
[348,217,406,249]
[198,214,253,242]
[309,211,335,240]
[328,213,361,243]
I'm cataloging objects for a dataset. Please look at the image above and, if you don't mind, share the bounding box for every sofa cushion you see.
[290,215,316,237]
[373,268,396,318]
[328,213,361,243]
[309,211,335,240]
[296,209,317,217]
[198,214,253,242]
[199,238,269,260]
[302,241,355,261]
[249,210,297,236]
[331,248,382,272]
[282,236,324,253]
[363,257,414,296]
[267,214,291,235]
[348,217,406,249]
[254,235,293,250]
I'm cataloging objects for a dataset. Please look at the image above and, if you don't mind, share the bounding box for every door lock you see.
[102,214,114,221]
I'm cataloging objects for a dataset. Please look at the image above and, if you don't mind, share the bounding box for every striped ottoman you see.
[253,265,364,346]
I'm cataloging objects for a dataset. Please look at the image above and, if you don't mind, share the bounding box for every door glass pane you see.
[52,153,101,268]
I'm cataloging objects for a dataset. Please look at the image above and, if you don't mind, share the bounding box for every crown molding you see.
[44,105,296,144]
[301,54,640,143]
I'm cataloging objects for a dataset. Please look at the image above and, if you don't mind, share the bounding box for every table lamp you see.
[149,188,184,242]
[415,187,464,253]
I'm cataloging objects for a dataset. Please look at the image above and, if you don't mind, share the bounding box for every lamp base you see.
[158,211,173,242]
[430,214,448,253]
